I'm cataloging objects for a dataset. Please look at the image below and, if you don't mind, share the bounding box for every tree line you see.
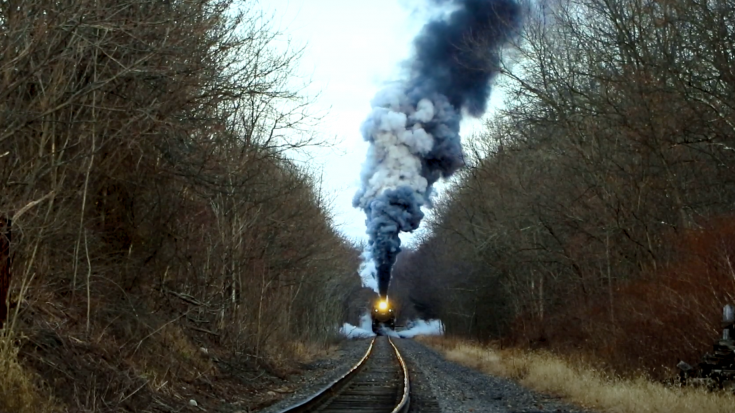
[393,0,735,377]
[0,1,360,410]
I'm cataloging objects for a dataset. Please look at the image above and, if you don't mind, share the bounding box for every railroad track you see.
[278,336,410,413]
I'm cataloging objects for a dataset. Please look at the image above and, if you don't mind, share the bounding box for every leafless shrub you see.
[395,0,735,377]
[0,0,358,409]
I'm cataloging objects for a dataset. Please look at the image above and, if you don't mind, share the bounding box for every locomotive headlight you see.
[378,300,388,311]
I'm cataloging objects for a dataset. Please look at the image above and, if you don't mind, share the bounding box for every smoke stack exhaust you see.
[354,0,522,297]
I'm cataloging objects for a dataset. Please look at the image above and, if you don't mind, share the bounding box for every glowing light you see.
[378,300,388,310]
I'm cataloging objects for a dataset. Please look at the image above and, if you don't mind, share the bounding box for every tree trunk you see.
[0,218,11,329]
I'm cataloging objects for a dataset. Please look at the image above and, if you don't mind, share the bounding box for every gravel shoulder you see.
[254,338,372,413]
[393,338,596,413]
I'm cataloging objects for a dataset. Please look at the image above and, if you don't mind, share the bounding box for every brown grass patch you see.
[0,338,57,413]
[284,340,338,364]
[258,339,341,378]
[421,336,735,413]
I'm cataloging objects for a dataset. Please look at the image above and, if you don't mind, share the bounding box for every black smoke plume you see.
[354,0,522,297]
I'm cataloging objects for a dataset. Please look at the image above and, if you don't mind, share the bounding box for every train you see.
[371,298,396,334]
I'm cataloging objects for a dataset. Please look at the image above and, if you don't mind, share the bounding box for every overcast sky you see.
[260,0,495,245]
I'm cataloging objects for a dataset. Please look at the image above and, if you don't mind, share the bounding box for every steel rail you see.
[389,337,410,413]
[276,337,375,412]
[276,336,410,413]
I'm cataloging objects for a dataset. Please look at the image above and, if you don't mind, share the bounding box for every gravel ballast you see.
[255,338,372,413]
[393,338,596,413]
[255,336,596,413]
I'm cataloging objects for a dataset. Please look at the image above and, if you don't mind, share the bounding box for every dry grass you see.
[285,340,335,363]
[420,336,735,413]
[159,324,214,374]
[0,338,57,413]
[132,322,216,388]
[265,340,340,374]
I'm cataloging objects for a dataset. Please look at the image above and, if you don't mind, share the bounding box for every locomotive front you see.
[371,298,396,334]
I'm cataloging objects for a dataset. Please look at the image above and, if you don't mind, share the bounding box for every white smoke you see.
[339,313,376,339]
[413,98,435,123]
[354,89,435,211]
[358,250,379,292]
[340,314,445,339]
[354,91,437,283]
[398,319,444,338]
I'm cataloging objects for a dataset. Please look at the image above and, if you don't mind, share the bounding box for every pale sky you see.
[260,0,496,245]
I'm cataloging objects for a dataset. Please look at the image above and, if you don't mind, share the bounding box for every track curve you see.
[277,336,409,413]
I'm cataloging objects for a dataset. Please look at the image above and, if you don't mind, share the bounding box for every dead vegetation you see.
[390,0,735,385]
[0,339,57,413]
[422,336,735,413]
[0,0,360,411]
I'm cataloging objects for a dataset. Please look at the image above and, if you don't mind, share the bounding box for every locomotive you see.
[371,298,396,334]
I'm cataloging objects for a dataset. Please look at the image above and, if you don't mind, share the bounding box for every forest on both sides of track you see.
[392,0,735,381]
